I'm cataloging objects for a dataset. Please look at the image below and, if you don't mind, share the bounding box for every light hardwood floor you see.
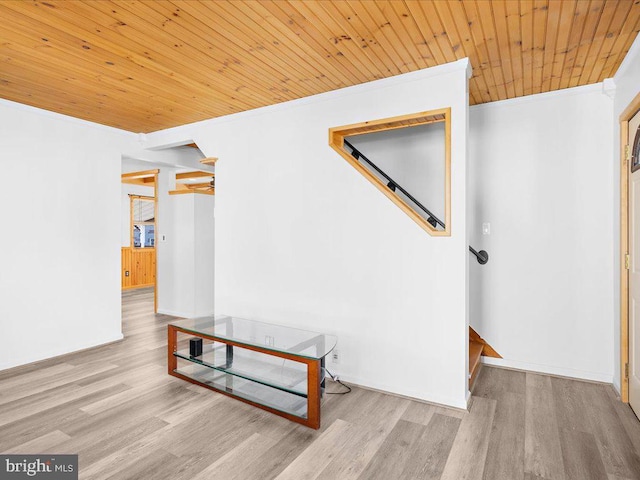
[1,288,640,480]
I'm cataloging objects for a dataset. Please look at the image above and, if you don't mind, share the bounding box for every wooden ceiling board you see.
[0,0,638,133]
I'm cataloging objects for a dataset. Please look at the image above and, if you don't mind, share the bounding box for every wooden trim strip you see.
[121,169,160,179]
[169,189,215,196]
[619,92,640,403]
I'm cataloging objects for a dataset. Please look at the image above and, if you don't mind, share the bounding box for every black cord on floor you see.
[324,368,351,395]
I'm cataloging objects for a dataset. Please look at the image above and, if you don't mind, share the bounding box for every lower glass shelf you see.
[174,341,312,397]
[174,362,309,419]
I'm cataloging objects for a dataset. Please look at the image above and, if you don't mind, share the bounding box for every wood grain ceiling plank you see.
[539,0,564,92]
[350,0,417,73]
[29,1,257,112]
[82,0,286,108]
[460,1,502,102]
[0,10,229,130]
[0,1,255,117]
[519,0,535,95]
[387,1,438,69]
[576,0,618,87]
[504,0,525,97]
[587,0,634,83]
[407,1,487,102]
[120,0,321,100]
[548,0,577,92]
[489,0,516,99]
[234,1,364,88]
[170,0,341,95]
[281,0,383,80]
[597,1,640,81]
[0,23,223,123]
[0,69,168,130]
[317,0,402,78]
[558,0,592,90]
[401,1,448,67]
[0,42,208,124]
[531,0,548,94]
[371,0,430,71]
[474,1,509,100]
[567,0,606,88]
[433,1,486,104]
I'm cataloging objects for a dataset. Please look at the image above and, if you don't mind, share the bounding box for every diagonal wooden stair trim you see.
[469,326,502,359]
[469,326,501,391]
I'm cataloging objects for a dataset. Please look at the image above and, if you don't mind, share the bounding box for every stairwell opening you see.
[329,108,451,236]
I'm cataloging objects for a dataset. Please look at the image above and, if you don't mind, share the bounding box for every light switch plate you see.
[482,223,490,235]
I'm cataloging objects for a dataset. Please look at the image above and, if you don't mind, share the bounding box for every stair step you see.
[469,340,484,387]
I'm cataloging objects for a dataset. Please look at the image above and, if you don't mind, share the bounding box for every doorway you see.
[121,169,159,313]
[620,90,640,415]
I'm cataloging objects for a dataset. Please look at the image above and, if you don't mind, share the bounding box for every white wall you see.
[612,35,640,392]
[468,85,615,382]
[145,60,471,408]
[0,99,137,370]
[156,181,215,318]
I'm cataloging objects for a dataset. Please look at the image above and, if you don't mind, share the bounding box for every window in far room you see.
[131,195,155,248]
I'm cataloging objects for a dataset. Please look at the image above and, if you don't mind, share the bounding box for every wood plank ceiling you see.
[0,1,638,133]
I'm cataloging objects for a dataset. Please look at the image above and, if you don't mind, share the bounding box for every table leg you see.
[307,358,321,429]
[168,325,177,375]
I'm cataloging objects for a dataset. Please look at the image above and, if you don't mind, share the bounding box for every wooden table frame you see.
[168,324,323,429]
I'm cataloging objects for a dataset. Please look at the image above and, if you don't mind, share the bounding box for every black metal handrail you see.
[343,138,489,265]
[344,139,445,229]
[469,246,489,265]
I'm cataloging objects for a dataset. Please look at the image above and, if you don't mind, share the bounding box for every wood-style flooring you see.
[1,288,639,479]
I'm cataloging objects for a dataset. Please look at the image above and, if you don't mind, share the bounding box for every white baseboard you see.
[481,357,613,384]
[0,333,124,372]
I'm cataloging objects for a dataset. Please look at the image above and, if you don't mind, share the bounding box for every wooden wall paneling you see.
[121,248,132,289]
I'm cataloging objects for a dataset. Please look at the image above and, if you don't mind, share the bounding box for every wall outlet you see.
[264,335,275,347]
[332,350,339,364]
[125,271,130,277]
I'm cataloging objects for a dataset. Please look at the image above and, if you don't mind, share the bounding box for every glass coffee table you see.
[168,315,337,429]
